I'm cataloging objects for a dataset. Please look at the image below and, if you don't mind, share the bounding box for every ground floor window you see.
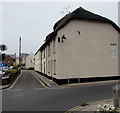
[44,62,45,73]
[48,61,50,74]
[53,60,56,75]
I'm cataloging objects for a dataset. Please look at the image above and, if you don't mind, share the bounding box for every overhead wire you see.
[0,13,51,27]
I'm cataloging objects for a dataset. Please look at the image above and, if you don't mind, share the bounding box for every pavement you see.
[80,99,114,112]
[31,70,118,89]
[65,99,114,113]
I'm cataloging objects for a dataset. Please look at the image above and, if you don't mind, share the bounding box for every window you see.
[44,49,45,58]
[44,62,45,73]
[48,61,50,74]
[53,39,56,54]
[58,37,60,42]
[51,60,52,75]
[48,44,50,56]
[53,60,56,75]
[42,50,45,58]
[111,44,117,58]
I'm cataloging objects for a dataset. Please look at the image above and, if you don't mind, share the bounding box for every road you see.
[11,70,44,90]
[2,70,116,111]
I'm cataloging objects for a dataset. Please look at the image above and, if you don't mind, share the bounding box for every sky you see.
[0,1,119,56]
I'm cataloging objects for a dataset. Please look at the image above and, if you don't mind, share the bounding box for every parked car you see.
[8,66,13,70]
[3,66,9,71]
[0,69,5,75]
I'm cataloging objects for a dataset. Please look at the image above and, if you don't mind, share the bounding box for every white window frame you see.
[43,49,45,58]
[53,39,56,54]
[111,44,117,58]
[48,61,50,74]
[48,44,50,56]
[43,62,45,73]
[53,60,56,75]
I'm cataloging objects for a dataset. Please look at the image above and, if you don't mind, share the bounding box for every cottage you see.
[35,50,42,72]
[22,53,35,69]
[37,7,120,84]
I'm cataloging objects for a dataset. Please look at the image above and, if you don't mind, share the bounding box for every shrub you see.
[5,70,11,74]
[96,104,120,113]
[5,69,17,74]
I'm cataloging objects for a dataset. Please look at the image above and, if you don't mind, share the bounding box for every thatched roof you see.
[35,7,120,54]
[53,7,119,33]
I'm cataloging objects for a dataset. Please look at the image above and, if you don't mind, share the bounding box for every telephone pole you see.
[19,37,21,66]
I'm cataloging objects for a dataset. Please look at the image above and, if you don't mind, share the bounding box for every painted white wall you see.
[42,19,119,79]
[56,20,118,79]
[35,51,41,72]
[25,53,35,69]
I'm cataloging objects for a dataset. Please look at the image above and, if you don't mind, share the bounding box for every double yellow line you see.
[65,105,84,113]
[30,71,48,88]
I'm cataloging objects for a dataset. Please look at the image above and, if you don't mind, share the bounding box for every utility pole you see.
[15,52,16,65]
[19,37,21,66]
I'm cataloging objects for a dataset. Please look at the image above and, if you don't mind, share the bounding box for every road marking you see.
[12,93,24,98]
[30,71,48,88]
[33,88,46,90]
[6,71,22,90]
[8,89,22,91]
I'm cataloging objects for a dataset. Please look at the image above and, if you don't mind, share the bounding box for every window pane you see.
[111,51,116,56]
[54,60,56,75]
[111,45,116,50]
[111,44,117,57]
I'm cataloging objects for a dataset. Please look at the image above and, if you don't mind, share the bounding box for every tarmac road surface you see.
[2,70,116,112]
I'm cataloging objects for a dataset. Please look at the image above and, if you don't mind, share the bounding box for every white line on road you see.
[8,89,22,91]
[30,71,48,88]
[33,88,46,90]
[6,71,23,90]
[12,93,24,98]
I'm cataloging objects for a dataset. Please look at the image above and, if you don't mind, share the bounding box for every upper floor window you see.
[48,44,50,56]
[44,49,45,58]
[111,44,117,58]
[53,38,56,54]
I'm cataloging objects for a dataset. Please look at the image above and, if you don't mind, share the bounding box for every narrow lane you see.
[11,70,44,90]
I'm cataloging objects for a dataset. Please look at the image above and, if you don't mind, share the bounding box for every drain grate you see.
[81,103,88,107]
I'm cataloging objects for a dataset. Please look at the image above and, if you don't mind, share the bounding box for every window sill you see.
[112,57,118,58]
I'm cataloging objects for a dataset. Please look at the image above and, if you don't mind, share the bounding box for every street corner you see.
[65,99,114,113]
